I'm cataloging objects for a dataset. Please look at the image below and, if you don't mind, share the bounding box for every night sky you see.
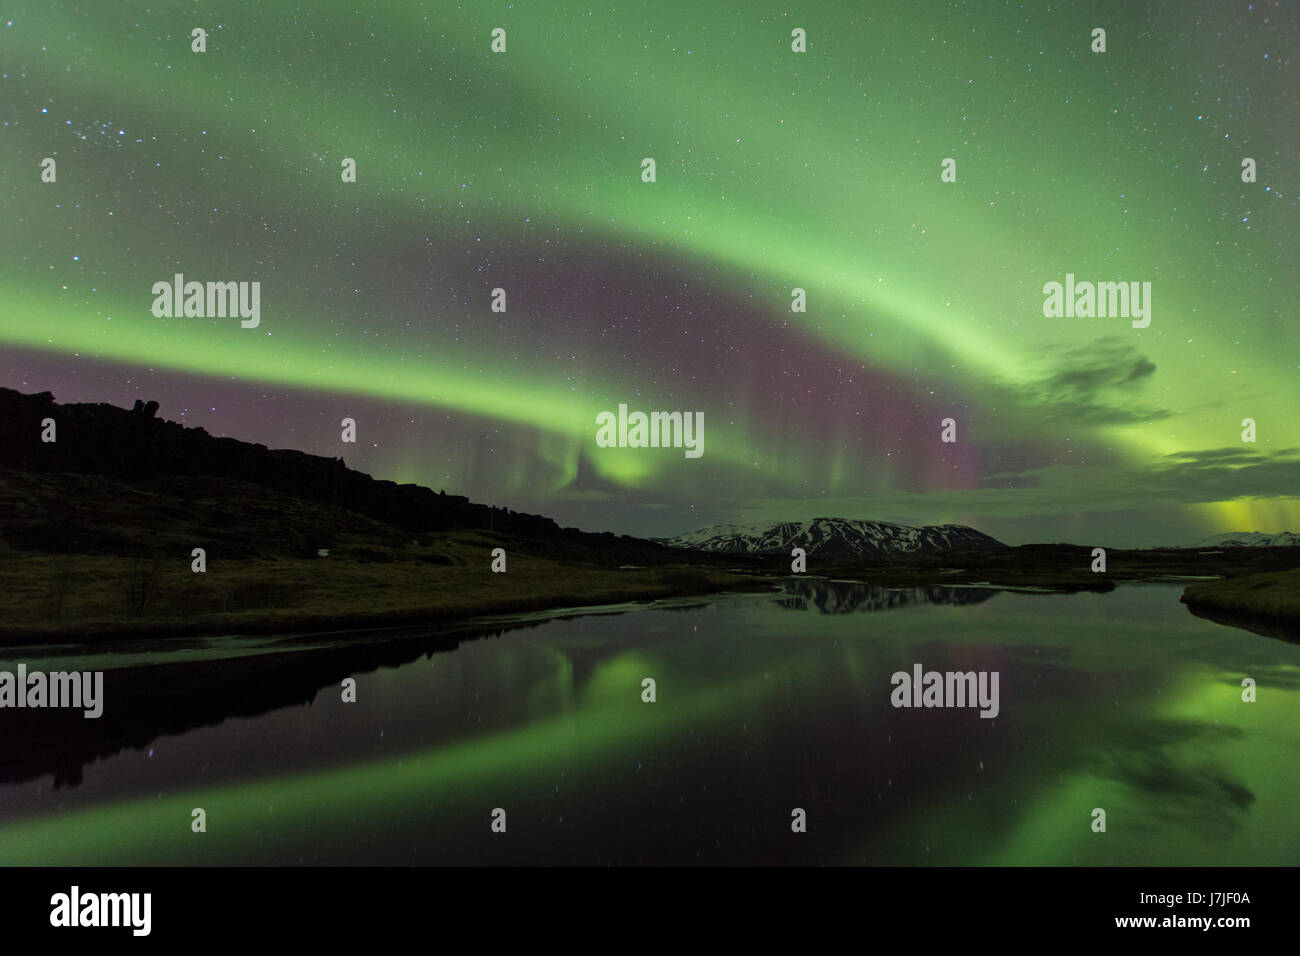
[3,1,1296,546]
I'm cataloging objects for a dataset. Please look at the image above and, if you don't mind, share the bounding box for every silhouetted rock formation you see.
[0,388,641,552]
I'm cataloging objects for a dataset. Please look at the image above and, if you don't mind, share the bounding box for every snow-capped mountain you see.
[658,517,1006,558]
[1188,532,1300,548]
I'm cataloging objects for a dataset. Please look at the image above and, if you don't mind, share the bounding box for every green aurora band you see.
[2,0,1296,541]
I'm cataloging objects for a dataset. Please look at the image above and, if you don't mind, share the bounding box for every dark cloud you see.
[1148,446,1300,500]
[1012,338,1171,425]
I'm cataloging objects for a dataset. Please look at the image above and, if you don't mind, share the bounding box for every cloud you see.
[1148,446,1300,499]
[1009,338,1171,425]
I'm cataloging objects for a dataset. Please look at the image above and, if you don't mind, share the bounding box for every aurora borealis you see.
[3,1,1296,545]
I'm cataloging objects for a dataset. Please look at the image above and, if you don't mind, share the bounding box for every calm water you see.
[1,580,1297,865]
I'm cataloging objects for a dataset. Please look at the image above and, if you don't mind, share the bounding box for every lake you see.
[1,580,1297,865]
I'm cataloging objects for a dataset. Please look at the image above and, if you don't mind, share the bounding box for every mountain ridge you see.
[658,517,1007,558]
[1188,531,1300,548]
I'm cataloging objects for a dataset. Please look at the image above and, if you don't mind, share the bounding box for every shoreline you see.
[5,546,1300,647]
[0,562,770,646]
[1180,567,1300,643]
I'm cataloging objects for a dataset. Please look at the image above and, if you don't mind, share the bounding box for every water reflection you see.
[0,581,1296,866]
[776,578,999,613]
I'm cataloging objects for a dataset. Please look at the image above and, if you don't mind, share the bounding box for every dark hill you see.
[0,387,674,562]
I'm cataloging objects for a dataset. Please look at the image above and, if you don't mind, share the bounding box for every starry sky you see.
[2,1,1297,546]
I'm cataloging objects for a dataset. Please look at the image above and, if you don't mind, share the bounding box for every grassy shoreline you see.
[1181,568,1300,625]
[7,546,1300,645]
[0,552,766,645]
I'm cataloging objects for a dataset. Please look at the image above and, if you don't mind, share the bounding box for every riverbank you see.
[0,466,767,644]
[1180,567,1300,641]
[0,548,765,645]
